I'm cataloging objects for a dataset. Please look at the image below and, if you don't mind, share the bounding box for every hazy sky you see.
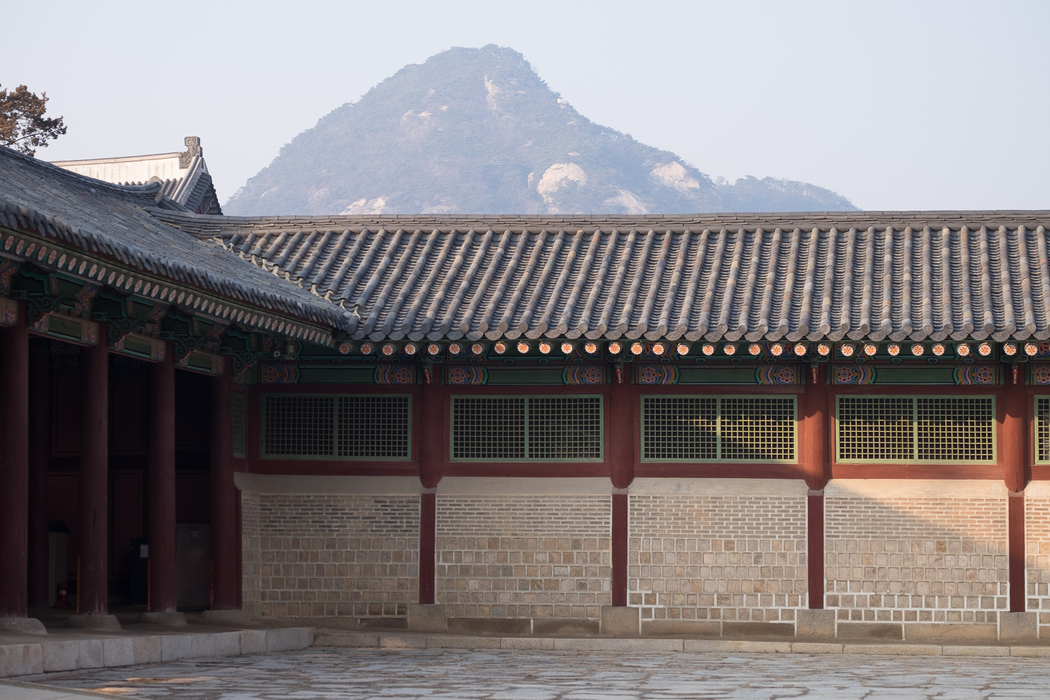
[5,0,1047,211]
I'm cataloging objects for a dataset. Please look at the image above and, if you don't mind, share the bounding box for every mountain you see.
[224,46,856,216]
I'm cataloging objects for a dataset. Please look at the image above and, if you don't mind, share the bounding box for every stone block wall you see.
[436,488,612,620]
[241,492,262,618]
[236,474,421,620]
[825,480,1008,626]
[628,479,808,623]
[1025,482,1050,634]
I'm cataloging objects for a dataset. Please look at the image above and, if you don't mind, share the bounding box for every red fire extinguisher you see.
[54,582,69,608]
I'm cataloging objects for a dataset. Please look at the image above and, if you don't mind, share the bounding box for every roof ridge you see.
[1,144,165,198]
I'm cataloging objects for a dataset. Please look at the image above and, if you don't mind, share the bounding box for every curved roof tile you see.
[155,212,1050,343]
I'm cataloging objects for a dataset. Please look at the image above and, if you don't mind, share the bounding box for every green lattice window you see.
[836,395,995,463]
[232,393,245,459]
[1036,397,1050,463]
[450,395,603,461]
[262,394,411,460]
[338,395,411,459]
[641,395,797,462]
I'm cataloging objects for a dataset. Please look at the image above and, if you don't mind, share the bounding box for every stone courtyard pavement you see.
[13,647,1050,699]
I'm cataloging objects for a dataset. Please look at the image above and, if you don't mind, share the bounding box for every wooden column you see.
[609,377,634,607]
[802,365,829,609]
[77,335,109,616]
[1009,493,1026,613]
[210,360,239,610]
[1002,374,1029,612]
[611,493,629,607]
[28,340,50,609]
[146,346,177,613]
[0,309,30,618]
[419,493,436,605]
[418,373,443,604]
[1002,377,1029,493]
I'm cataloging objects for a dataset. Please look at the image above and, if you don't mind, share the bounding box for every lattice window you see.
[642,395,796,462]
[263,395,334,457]
[916,397,994,462]
[721,397,797,461]
[528,396,603,460]
[262,394,411,459]
[642,396,718,460]
[451,397,526,460]
[836,397,913,461]
[338,395,411,459]
[1036,397,1050,463]
[450,396,602,461]
[232,393,246,459]
[836,395,994,463]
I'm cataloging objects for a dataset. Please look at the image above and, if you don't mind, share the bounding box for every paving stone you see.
[16,646,1050,699]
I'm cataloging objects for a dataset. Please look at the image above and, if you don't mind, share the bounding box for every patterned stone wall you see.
[1025,483,1050,633]
[249,492,419,619]
[825,481,1008,625]
[241,491,262,618]
[436,493,612,620]
[628,480,808,623]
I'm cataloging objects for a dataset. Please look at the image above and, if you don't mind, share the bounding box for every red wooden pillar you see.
[77,333,110,617]
[1002,375,1029,612]
[210,359,239,610]
[28,340,50,609]
[609,377,634,607]
[418,373,443,604]
[0,308,30,620]
[146,345,177,614]
[802,365,829,609]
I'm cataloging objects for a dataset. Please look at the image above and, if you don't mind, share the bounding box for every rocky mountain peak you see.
[224,45,855,216]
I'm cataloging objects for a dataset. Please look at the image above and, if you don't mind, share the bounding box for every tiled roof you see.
[52,137,222,215]
[132,159,222,215]
[0,146,346,329]
[157,211,1050,343]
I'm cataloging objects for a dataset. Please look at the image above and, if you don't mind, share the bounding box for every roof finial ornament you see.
[179,136,202,167]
